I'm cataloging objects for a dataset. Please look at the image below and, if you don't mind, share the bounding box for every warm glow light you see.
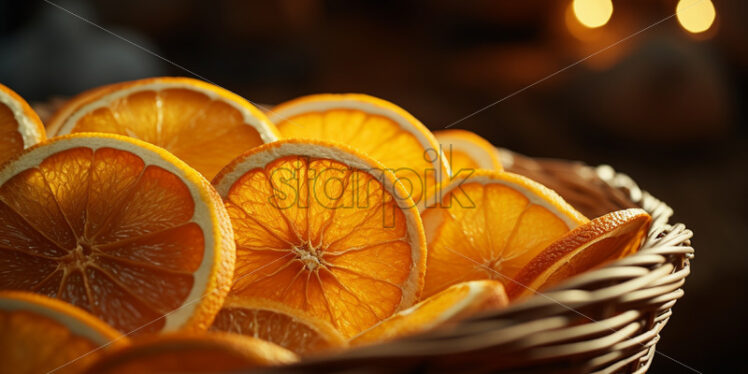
[572,0,613,28]
[676,0,716,34]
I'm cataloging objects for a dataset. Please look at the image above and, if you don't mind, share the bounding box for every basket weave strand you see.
[261,151,694,374]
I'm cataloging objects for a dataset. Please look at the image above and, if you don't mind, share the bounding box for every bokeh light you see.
[572,0,614,28]
[676,0,716,34]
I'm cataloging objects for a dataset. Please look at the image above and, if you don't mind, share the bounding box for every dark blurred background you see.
[1,0,745,372]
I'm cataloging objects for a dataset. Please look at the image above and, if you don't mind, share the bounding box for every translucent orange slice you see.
[47,77,279,179]
[351,280,508,346]
[85,332,297,373]
[0,83,46,166]
[508,208,651,300]
[434,129,503,172]
[421,170,588,298]
[211,296,346,355]
[212,139,427,338]
[0,291,125,374]
[0,133,235,334]
[269,94,450,206]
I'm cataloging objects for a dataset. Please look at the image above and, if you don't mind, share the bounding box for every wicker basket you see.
[32,98,694,372]
[261,150,694,374]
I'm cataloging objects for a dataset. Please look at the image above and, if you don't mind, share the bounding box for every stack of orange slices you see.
[0,78,652,371]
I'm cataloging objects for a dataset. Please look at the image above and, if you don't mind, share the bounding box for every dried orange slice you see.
[421,170,588,298]
[351,280,508,346]
[0,83,46,166]
[269,94,450,206]
[211,296,346,355]
[212,139,427,338]
[0,133,235,334]
[0,291,126,374]
[85,332,297,373]
[434,129,502,172]
[47,77,279,179]
[508,208,651,300]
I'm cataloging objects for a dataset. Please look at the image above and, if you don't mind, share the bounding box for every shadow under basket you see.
[266,150,695,374]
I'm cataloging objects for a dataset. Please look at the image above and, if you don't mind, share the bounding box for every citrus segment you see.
[352,280,508,346]
[0,291,126,374]
[211,297,346,355]
[434,129,503,172]
[269,94,449,205]
[0,133,235,334]
[84,333,297,373]
[0,83,45,166]
[421,170,588,298]
[212,139,427,338]
[508,208,651,299]
[47,77,279,178]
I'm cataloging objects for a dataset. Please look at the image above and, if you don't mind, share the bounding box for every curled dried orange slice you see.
[421,170,588,298]
[508,208,651,300]
[351,280,508,346]
[47,77,279,179]
[0,291,126,374]
[212,139,427,338]
[85,332,297,373]
[0,83,45,165]
[269,94,450,205]
[0,133,235,334]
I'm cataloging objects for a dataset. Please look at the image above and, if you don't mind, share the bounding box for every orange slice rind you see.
[0,133,235,334]
[0,83,46,166]
[0,291,126,374]
[212,139,427,338]
[508,208,651,300]
[421,170,588,298]
[47,77,279,179]
[269,93,450,206]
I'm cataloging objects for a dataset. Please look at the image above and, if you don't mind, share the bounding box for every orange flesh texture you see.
[421,176,587,298]
[1,309,102,373]
[66,88,265,179]
[508,209,651,299]
[275,109,442,205]
[211,303,345,355]
[0,146,205,333]
[223,155,418,338]
[0,102,25,165]
[352,280,507,345]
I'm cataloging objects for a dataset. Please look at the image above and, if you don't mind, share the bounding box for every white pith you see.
[0,296,115,345]
[0,89,43,148]
[213,141,426,309]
